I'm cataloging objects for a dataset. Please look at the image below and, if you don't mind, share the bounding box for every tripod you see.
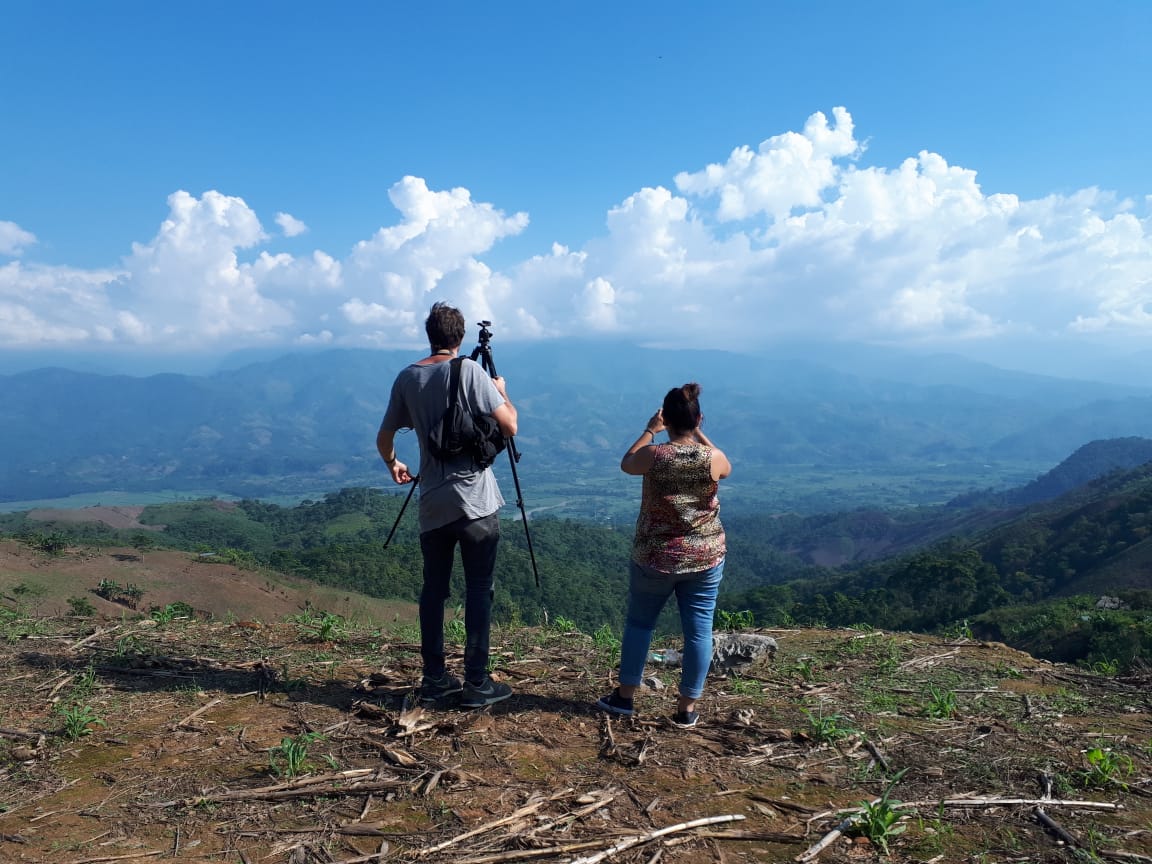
[383,322,541,588]
[470,321,540,587]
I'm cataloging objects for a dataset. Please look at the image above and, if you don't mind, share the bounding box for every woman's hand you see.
[622,407,664,475]
[646,409,665,435]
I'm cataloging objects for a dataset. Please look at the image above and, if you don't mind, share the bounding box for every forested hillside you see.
[724,461,1152,670]
[948,436,1152,508]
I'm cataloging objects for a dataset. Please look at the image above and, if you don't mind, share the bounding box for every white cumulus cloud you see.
[3,108,1152,357]
[0,221,37,256]
[275,212,308,237]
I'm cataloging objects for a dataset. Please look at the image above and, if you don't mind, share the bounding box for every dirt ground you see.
[0,612,1149,864]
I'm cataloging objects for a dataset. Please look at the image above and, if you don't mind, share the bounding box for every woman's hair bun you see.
[662,381,703,433]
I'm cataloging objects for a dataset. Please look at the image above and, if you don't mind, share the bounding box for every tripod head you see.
[476,320,494,349]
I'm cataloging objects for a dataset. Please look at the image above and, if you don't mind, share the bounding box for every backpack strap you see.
[447,356,465,408]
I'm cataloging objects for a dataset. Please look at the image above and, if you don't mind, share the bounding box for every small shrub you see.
[552,615,579,633]
[67,596,97,617]
[95,579,122,601]
[592,623,621,655]
[715,609,755,631]
[120,583,145,610]
[12,581,48,601]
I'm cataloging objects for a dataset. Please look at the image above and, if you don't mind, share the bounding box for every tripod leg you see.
[383,477,419,548]
[471,345,539,586]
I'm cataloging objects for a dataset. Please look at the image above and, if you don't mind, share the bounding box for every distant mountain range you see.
[4,342,1152,510]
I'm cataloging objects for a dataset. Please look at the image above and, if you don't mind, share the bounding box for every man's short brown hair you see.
[425,302,466,352]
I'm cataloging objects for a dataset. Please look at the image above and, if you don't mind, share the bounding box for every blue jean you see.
[619,559,725,699]
[418,512,500,684]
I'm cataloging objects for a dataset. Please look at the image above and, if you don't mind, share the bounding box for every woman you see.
[597,382,731,728]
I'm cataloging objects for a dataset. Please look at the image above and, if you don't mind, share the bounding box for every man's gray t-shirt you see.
[380,358,506,532]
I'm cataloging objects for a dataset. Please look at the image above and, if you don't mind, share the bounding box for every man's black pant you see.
[418,512,500,684]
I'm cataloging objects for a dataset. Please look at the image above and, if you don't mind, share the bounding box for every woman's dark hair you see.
[425,302,466,352]
[662,382,702,434]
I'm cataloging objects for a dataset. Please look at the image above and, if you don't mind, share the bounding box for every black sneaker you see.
[460,677,512,708]
[596,688,635,716]
[419,672,463,702]
[671,710,699,728]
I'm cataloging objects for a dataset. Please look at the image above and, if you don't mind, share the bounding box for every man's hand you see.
[388,460,414,485]
[492,375,509,399]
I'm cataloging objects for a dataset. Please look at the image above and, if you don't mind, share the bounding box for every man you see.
[376,302,518,707]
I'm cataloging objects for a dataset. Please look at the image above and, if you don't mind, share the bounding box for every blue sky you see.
[3,1,1151,374]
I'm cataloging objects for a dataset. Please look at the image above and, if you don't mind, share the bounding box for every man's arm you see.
[376,423,413,484]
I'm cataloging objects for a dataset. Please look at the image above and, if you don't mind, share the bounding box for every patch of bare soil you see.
[0,540,413,624]
[0,620,1149,864]
[26,507,159,532]
[25,501,237,533]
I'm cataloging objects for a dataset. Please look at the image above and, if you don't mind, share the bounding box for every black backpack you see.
[426,358,507,470]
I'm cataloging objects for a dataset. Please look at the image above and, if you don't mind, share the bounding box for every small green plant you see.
[269,732,326,777]
[26,533,68,555]
[863,689,899,714]
[59,703,105,741]
[592,623,621,655]
[1048,688,1091,716]
[444,617,466,644]
[150,601,194,626]
[1089,657,1120,677]
[293,610,347,642]
[444,605,466,644]
[715,609,755,631]
[12,581,48,606]
[114,634,141,658]
[924,684,958,719]
[0,605,44,642]
[850,768,910,855]
[789,655,817,683]
[875,639,904,674]
[727,674,761,696]
[1082,746,1134,790]
[801,707,856,743]
[941,619,974,640]
[67,596,96,617]
[552,615,578,632]
[120,583,145,610]
[70,665,98,701]
[95,578,121,601]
